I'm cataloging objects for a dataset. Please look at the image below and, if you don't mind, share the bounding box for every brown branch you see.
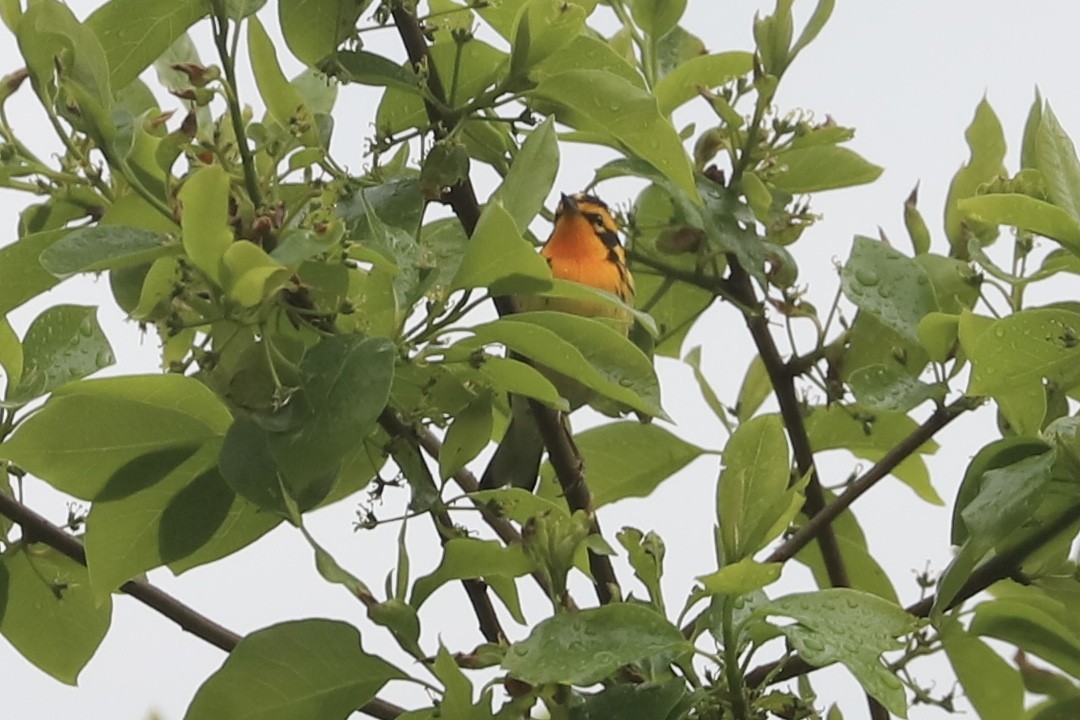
[389,4,620,606]
[0,491,406,719]
[724,257,849,588]
[745,498,1080,688]
[528,399,620,604]
[379,407,577,611]
[377,409,505,643]
[766,397,974,564]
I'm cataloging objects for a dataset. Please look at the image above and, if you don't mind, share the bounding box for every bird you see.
[479,192,635,490]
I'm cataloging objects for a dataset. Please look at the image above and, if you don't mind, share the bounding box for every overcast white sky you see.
[4,1,1080,718]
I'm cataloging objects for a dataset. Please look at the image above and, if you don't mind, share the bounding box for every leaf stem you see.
[210,0,264,209]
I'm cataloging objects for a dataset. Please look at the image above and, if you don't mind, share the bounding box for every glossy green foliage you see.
[2,2,1080,719]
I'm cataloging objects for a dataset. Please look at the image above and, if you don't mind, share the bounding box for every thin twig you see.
[766,397,974,564]
[0,491,406,719]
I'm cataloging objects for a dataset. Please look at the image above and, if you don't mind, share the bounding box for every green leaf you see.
[249,16,318,147]
[0,375,231,499]
[539,422,704,507]
[330,49,424,94]
[490,117,558,233]
[439,391,493,480]
[683,345,732,426]
[0,317,22,389]
[184,619,403,720]
[471,312,664,417]
[532,34,645,89]
[467,487,568,524]
[449,200,552,294]
[509,0,587,80]
[940,617,1024,720]
[0,230,65,314]
[85,0,204,89]
[219,241,291,308]
[530,279,659,337]
[0,545,112,684]
[180,165,233,283]
[960,194,1080,255]
[788,0,835,59]
[528,69,699,201]
[570,680,687,720]
[476,356,569,411]
[842,236,938,346]
[84,440,224,601]
[718,415,790,561]
[653,51,752,116]
[633,271,712,358]
[848,364,945,413]
[411,539,534,608]
[39,225,178,276]
[698,558,782,597]
[760,589,919,717]
[617,527,666,609]
[278,0,368,67]
[630,0,685,38]
[961,449,1056,548]
[502,604,690,685]
[221,335,395,513]
[945,98,1006,257]
[5,305,114,405]
[805,405,941,504]
[166,492,280,575]
[964,309,1080,434]
[971,597,1080,679]
[950,437,1052,545]
[772,145,882,193]
[1037,103,1080,224]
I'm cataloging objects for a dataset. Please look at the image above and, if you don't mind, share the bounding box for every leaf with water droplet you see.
[841,237,938,346]
[502,603,690,685]
[4,305,114,406]
[757,589,919,718]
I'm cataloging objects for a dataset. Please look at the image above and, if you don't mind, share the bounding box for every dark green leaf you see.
[760,589,919,717]
[503,604,690,685]
[0,544,111,684]
[39,225,177,276]
[331,49,424,94]
[278,0,369,67]
[848,364,945,413]
[570,680,687,720]
[439,391,493,480]
[184,619,403,720]
[841,236,938,346]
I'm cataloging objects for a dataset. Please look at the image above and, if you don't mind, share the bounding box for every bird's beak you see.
[559,193,580,216]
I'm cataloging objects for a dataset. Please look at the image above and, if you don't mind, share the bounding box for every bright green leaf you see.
[772,145,882,193]
[842,236,938,345]
[449,200,552,295]
[85,0,204,89]
[719,414,790,561]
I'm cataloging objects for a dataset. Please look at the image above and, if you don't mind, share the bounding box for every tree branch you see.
[389,4,620,605]
[745,498,1080,688]
[766,397,974,565]
[724,257,849,588]
[0,491,406,719]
